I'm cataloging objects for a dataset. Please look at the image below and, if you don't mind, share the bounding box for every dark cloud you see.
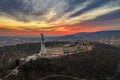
[69,0,115,18]
[0,0,34,22]
[0,28,18,32]
[92,10,120,22]
[18,26,56,32]
[0,0,120,24]
[64,0,87,12]
[81,10,120,25]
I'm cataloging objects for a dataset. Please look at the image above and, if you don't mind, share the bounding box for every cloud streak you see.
[0,0,120,35]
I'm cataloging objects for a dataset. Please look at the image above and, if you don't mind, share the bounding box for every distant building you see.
[100,37,120,46]
[46,48,64,56]
[109,37,116,45]
[63,45,78,55]
[38,34,93,56]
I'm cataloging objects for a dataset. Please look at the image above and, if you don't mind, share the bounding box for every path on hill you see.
[39,75,83,80]
[1,53,67,80]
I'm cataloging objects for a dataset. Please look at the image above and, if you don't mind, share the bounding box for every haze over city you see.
[0,0,120,36]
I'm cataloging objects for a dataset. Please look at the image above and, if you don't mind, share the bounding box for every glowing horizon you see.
[0,0,120,36]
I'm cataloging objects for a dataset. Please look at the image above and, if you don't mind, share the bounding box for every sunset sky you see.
[0,0,120,36]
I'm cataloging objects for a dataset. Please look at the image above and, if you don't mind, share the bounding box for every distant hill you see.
[0,42,120,80]
[0,30,120,46]
[49,30,120,41]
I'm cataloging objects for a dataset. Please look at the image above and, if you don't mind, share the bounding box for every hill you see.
[0,42,68,65]
[49,30,120,41]
[0,42,120,80]
[0,30,120,47]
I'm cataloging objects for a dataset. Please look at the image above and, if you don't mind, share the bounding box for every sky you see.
[0,0,120,36]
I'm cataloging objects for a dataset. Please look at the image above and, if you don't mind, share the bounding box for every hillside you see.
[0,30,120,47]
[49,30,120,41]
[0,42,120,80]
[0,42,68,65]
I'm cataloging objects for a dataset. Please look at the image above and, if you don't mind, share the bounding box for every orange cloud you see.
[0,23,106,36]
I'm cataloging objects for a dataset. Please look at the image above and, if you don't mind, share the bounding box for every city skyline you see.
[0,0,120,36]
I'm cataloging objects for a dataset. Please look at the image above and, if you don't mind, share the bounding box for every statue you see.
[39,33,46,56]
